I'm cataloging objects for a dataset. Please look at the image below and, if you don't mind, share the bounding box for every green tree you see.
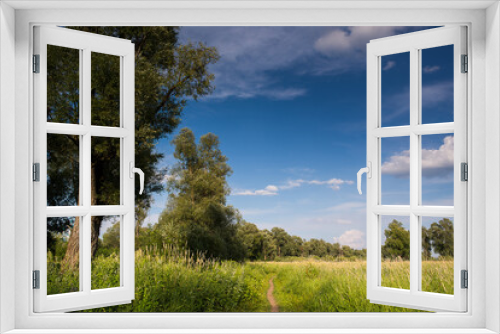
[260,229,277,260]
[101,221,121,251]
[45,27,219,267]
[156,128,244,260]
[237,221,264,260]
[271,227,293,257]
[290,236,304,257]
[382,220,410,260]
[430,218,454,258]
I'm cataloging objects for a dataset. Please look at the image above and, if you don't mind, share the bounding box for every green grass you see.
[47,250,453,312]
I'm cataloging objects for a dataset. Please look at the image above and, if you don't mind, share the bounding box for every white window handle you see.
[357,162,372,195]
[129,162,145,195]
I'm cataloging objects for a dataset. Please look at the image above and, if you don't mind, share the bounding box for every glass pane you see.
[421,45,454,124]
[92,216,120,290]
[47,134,80,206]
[47,45,80,124]
[381,136,410,205]
[421,216,454,294]
[381,52,410,127]
[381,215,410,290]
[421,134,454,206]
[91,52,120,127]
[47,217,80,295]
[91,137,121,206]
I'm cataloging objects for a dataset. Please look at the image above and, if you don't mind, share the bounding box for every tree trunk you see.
[63,216,80,269]
[63,166,103,266]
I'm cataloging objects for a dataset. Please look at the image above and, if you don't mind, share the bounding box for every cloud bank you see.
[382,135,454,178]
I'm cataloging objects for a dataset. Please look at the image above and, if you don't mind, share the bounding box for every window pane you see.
[381,215,410,290]
[421,45,454,124]
[91,137,121,206]
[421,134,454,206]
[47,45,80,124]
[47,134,80,206]
[381,52,410,127]
[47,217,80,295]
[421,216,454,294]
[92,216,121,290]
[381,136,410,205]
[91,52,120,127]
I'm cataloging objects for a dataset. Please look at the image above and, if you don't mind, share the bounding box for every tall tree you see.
[430,218,454,257]
[156,128,244,260]
[382,220,410,260]
[45,27,219,267]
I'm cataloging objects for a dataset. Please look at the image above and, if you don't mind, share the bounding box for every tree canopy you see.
[382,220,411,260]
[46,27,220,266]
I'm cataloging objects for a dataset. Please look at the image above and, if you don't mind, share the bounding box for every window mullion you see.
[82,48,92,294]
[409,47,420,295]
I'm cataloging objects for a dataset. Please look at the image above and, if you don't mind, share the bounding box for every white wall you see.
[485,2,500,333]
[0,2,16,333]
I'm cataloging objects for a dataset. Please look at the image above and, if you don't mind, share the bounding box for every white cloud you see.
[423,65,440,73]
[232,177,354,196]
[333,229,366,249]
[233,185,279,196]
[383,60,396,71]
[306,178,354,189]
[281,178,354,191]
[314,27,404,55]
[279,179,305,190]
[382,135,454,178]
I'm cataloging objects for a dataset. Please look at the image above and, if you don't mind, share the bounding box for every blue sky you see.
[142,26,455,249]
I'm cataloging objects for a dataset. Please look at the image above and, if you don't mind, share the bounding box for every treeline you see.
[94,219,366,262]
[236,222,365,261]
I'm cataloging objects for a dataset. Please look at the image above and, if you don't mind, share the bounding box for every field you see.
[47,249,454,312]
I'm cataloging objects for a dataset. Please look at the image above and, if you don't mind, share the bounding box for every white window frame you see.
[33,26,136,312]
[366,26,467,312]
[0,1,499,333]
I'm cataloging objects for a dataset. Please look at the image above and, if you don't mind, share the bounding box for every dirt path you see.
[267,277,279,312]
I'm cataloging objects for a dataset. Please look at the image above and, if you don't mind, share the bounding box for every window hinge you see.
[461,270,468,289]
[461,162,468,181]
[33,163,40,182]
[33,270,40,289]
[33,54,40,73]
[461,54,468,73]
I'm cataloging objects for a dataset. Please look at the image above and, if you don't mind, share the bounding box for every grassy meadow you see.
[47,248,454,313]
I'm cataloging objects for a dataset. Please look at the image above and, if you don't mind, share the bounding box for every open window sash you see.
[365,26,467,312]
[33,26,136,312]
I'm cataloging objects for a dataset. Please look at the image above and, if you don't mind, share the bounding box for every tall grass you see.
[47,249,454,312]
[84,246,269,312]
